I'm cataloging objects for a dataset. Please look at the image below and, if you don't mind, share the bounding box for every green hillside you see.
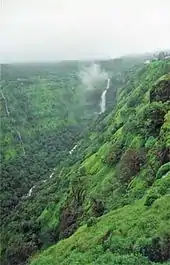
[0,61,108,221]
[1,58,170,265]
[30,60,170,265]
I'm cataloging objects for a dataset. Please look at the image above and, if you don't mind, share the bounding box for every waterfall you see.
[17,131,26,155]
[1,90,26,155]
[69,144,78,155]
[1,90,10,116]
[25,169,56,198]
[100,78,110,114]
[26,185,35,198]
[49,172,54,179]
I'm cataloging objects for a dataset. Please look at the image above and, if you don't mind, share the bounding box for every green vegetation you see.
[30,195,170,265]
[1,57,170,265]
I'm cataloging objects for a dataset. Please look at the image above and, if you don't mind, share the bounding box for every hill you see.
[0,57,170,265]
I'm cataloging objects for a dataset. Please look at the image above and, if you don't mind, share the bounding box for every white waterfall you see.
[100,78,110,114]
[25,169,55,198]
[1,90,26,155]
[69,144,78,155]
[17,131,26,155]
[1,90,10,116]
[100,90,107,114]
[49,172,54,179]
[26,185,35,198]
[106,78,110,90]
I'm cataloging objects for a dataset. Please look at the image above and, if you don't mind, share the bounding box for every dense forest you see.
[0,55,170,265]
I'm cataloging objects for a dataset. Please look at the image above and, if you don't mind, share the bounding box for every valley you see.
[0,56,170,265]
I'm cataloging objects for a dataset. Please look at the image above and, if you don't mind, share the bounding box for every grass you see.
[30,192,170,265]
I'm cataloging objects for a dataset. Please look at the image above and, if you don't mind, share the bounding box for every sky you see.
[0,0,170,62]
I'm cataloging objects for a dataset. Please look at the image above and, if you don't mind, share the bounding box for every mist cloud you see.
[79,64,108,91]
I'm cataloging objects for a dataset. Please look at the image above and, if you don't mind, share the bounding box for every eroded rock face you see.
[59,206,78,239]
[150,77,170,103]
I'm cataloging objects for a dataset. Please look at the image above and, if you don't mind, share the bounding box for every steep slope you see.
[0,61,110,222]
[28,60,170,265]
[31,195,170,265]
[1,58,170,265]
[0,58,139,265]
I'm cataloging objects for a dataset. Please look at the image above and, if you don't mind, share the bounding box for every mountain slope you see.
[0,58,132,264]
[29,60,170,265]
[31,194,170,265]
[1,58,170,265]
[0,61,108,222]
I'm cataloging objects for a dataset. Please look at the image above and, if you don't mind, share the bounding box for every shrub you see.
[78,166,86,175]
[157,147,170,165]
[5,240,38,265]
[156,162,170,179]
[150,75,170,103]
[87,217,97,227]
[94,253,153,265]
[39,227,59,248]
[153,177,170,196]
[140,234,170,262]
[145,136,157,149]
[142,102,166,137]
[105,141,124,166]
[144,191,160,206]
[91,198,105,217]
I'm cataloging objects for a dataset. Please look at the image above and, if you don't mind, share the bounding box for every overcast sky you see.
[0,0,170,62]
